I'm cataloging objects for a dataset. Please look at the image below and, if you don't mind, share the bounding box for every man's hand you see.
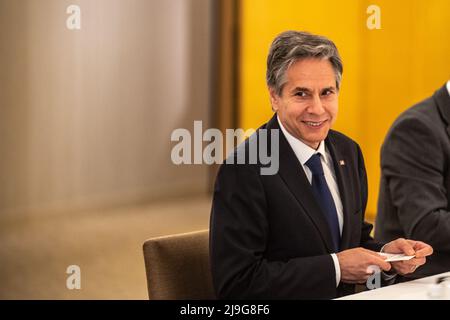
[336,247,392,284]
[382,238,433,275]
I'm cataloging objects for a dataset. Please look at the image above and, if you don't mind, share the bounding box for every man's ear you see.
[269,87,279,112]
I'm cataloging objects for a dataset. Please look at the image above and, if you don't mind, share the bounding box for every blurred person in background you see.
[376,81,450,279]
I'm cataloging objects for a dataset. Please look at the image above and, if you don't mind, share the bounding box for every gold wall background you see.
[239,0,450,217]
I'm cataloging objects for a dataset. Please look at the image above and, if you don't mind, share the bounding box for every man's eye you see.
[294,91,307,97]
[322,89,334,96]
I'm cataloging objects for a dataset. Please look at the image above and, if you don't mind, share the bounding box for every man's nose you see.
[307,94,325,114]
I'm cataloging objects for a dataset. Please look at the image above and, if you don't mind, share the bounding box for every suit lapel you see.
[325,134,353,251]
[266,116,335,253]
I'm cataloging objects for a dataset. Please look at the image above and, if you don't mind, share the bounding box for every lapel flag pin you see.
[339,160,345,166]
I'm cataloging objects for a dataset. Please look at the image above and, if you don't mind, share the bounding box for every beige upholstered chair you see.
[142,229,215,300]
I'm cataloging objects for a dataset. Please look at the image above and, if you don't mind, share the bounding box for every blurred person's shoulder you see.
[385,90,443,142]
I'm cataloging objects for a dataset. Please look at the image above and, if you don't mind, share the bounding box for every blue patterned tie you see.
[305,153,341,252]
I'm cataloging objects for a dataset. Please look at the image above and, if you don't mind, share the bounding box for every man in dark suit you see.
[209,31,433,299]
[376,82,450,279]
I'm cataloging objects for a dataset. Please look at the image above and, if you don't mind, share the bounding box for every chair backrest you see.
[142,229,215,300]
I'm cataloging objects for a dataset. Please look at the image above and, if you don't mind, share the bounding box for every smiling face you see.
[270,58,339,150]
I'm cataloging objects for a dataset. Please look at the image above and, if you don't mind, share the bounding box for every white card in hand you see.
[379,252,415,262]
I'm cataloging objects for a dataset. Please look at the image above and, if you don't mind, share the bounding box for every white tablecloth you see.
[338,271,450,300]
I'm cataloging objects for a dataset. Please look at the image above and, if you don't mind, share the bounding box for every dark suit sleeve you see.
[356,144,384,251]
[381,116,450,251]
[209,161,337,299]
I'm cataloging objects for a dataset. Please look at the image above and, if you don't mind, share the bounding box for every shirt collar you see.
[447,80,450,97]
[277,115,328,166]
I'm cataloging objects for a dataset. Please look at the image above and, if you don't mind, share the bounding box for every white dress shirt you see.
[447,80,450,96]
[277,116,343,286]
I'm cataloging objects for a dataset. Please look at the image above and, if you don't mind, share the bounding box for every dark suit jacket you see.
[209,115,384,299]
[375,84,450,278]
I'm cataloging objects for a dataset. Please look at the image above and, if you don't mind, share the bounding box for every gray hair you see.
[266,31,343,96]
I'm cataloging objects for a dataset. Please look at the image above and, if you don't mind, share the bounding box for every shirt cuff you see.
[330,253,341,287]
